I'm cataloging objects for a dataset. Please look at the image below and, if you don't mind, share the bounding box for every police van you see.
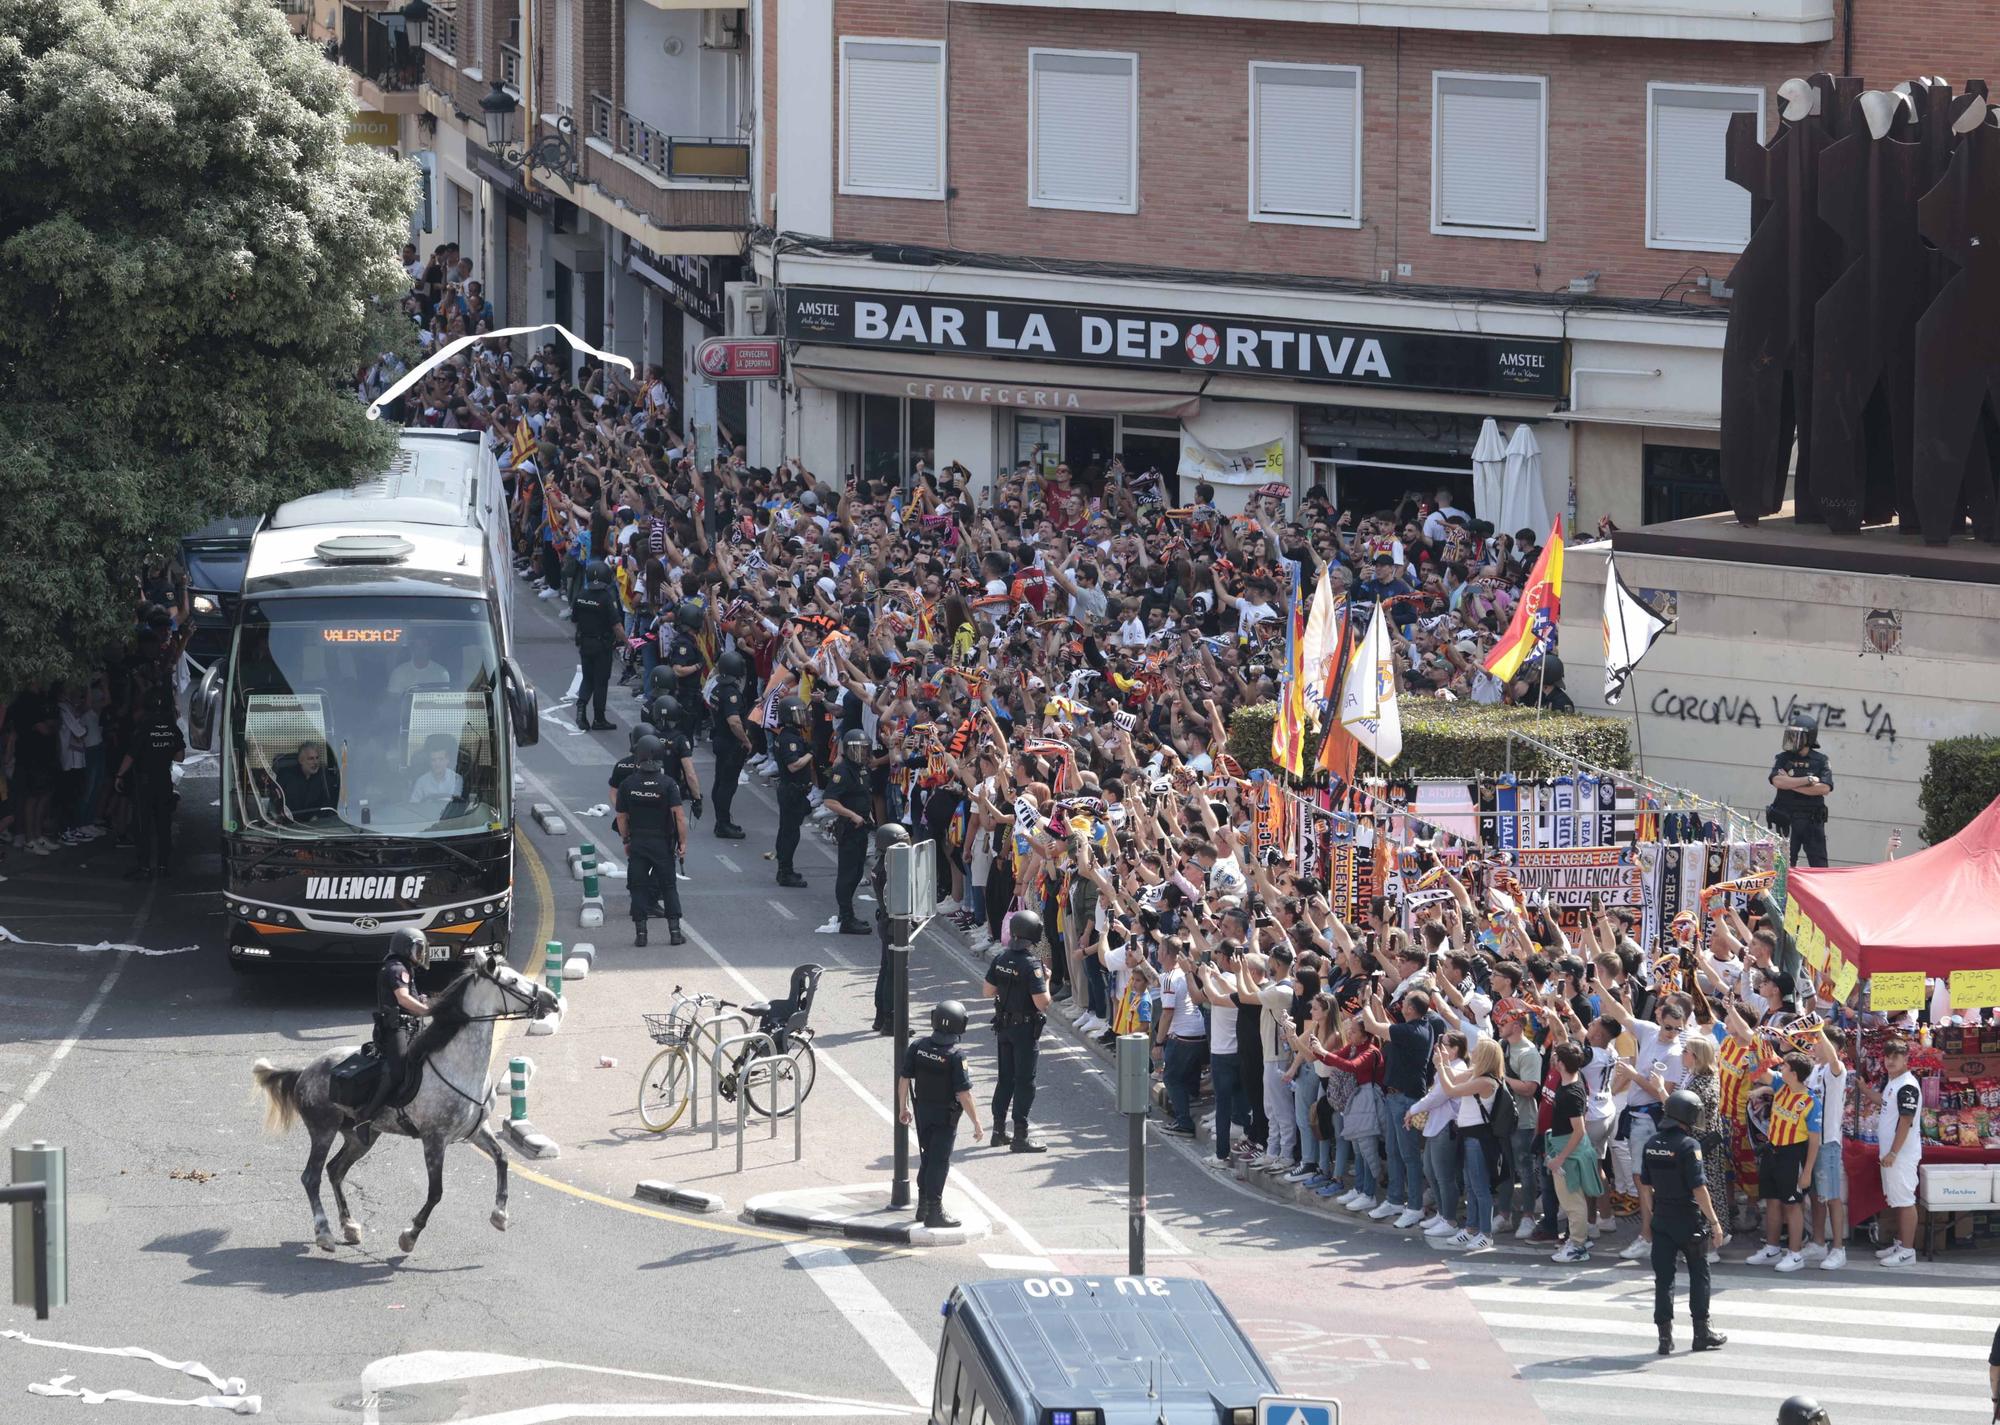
[933,1275,1330,1425]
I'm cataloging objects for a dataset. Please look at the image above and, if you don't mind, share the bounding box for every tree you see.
[0,0,412,689]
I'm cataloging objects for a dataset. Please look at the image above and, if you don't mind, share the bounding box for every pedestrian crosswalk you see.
[1451,1258,1997,1424]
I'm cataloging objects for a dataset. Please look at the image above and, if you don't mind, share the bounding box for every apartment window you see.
[1249,62,1361,226]
[1029,49,1138,213]
[1648,83,1761,251]
[551,0,574,118]
[1432,72,1546,240]
[840,39,947,200]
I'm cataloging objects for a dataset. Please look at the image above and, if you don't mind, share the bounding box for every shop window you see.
[1030,49,1138,213]
[840,39,947,200]
[1642,444,1727,525]
[1015,414,1061,476]
[1648,84,1760,251]
[1250,62,1361,226]
[860,394,934,490]
[1431,72,1546,240]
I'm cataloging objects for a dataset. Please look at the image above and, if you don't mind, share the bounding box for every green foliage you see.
[1227,698,1632,780]
[0,0,412,688]
[1918,736,2000,846]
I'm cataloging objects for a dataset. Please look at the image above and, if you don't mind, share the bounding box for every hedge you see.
[1227,698,1632,781]
[1918,736,2000,846]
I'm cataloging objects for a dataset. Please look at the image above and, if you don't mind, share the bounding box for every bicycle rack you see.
[710,1030,775,1150]
[687,1007,751,1131]
[734,1053,803,1171]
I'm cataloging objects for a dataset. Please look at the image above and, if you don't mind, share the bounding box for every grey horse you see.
[252,948,558,1256]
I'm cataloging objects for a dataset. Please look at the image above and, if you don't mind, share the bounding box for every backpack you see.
[1487,1070,1519,1140]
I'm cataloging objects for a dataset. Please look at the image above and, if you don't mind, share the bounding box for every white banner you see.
[1177,431,1286,488]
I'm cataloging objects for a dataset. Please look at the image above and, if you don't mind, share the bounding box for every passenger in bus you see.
[387,633,453,697]
[278,740,341,817]
[408,733,464,803]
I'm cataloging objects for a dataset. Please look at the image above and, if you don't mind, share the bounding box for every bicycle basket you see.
[643,992,713,1047]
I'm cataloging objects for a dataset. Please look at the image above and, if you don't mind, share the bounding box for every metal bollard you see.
[9,1141,64,1314]
[543,939,564,999]
[510,1057,528,1122]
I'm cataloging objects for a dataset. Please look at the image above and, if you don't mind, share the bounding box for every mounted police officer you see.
[771,696,813,890]
[663,601,707,743]
[897,1000,983,1229]
[616,735,688,947]
[870,824,908,1035]
[983,909,1052,1153]
[117,686,184,880]
[571,561,620,732]
[1768,712,1834,868]
[709,649,754,840]
[355,928,435,1130]
[1642,1088,1728,1356]
[822,728,873,934]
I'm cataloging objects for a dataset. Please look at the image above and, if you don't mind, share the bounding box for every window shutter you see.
[844,42,944,197]
[1652,89,1755,248]
[1436,77,1543,232]
[1253,67,1358,220]
[1032,53,1135,209]
[551,0,574,116]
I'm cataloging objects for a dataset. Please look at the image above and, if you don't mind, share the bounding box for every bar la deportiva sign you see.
[784,287,1565,399]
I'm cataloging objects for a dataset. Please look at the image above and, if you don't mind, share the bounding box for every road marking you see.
[1465,1281,1996,1334]
[0,883,156,1138]
[979,1253,1058,1272]
[715,854,740,874]
[0,966,96,984]
[767,900,796,921]
[0,991,88,1011]
[1089,1178,1191,1254]
[1520,1368,1989,1417]
[507,1164,808,1243]
[786,1245,936,1407]
[1475,1309,1988,1358]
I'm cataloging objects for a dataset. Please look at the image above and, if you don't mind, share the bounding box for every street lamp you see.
[480,78,579,187]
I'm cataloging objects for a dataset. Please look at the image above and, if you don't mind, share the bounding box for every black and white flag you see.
[1601,555,1670,705]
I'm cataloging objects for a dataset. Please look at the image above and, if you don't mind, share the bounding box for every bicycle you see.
[636,983,819,1132]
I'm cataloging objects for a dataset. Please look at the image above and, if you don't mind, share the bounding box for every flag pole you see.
[1628,671,1647,773]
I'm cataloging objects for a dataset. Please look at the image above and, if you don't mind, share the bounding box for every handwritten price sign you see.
[1948,968,2000,1009]
[1867,972,1926,1013]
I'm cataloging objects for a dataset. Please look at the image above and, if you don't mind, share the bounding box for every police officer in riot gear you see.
[772,696,813,889]
[897,1000,983,1228]
[571,561,620,731]
[1642,1088,1729,1356]
[1768,713,1834,868]
[709,649,754,839]
[983,910,1052,1153]
[663,601,707,742]
[644,693,703,823]
[1776,1398,1831,1425]
[355,928,434,1130]
[871,824,909,1035]
[117,687,185,880]
[615,735,688,947]
[823,728,874,934]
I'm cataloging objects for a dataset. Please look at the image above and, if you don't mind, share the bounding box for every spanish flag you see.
[1269,563,1310,776]
[1484,516,1565,683]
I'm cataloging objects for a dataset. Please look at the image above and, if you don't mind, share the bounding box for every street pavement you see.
[0,575,1989,1425]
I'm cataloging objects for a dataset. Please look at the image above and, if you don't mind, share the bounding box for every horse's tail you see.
[252,1059,304,1134]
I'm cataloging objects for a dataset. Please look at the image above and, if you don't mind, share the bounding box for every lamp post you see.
[480,79,578,187]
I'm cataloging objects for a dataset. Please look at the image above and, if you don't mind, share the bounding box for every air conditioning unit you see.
[726,281,772,336]
[700,8,741,50]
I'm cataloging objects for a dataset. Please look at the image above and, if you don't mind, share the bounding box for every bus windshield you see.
[226,596,505,840]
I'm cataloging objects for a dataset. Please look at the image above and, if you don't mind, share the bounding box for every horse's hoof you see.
[315,1232,337,1253]
[341,1221,363,1245]
[397,1231,418,1253]
[490,1209,508,1232]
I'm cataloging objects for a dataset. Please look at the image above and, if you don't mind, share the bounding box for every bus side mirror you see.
[503,657,540,746]
[189,663,224,752]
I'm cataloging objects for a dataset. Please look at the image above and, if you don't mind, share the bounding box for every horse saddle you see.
[328,1043,427,1113]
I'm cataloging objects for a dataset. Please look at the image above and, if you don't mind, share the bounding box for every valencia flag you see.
[1484,516,1565,683]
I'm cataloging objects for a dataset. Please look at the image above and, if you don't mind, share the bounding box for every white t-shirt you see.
[409,768,463,801]
[1876,1070,1922,1165]
[1206,975,1240,1055]
[388,659,453,697]
[1160,968,1206,1039]
[1582,1045,1619,1124]
[1628,1020,1685,1107]
[1809,1059,1846,1144]
[1234,596,1278,636]
[1454,1075,1499,1128]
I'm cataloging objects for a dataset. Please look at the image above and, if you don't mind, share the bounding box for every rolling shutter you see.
[1435,75,1544,234]
[1253,65,1359,220]
[1031,51,1136,210]
[843,41,945,198]
[1652,87,1756,249]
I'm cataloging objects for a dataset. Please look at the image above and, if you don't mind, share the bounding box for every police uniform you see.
[616,765,683,941]
[664,631,705,740]
[825,758,873,929]
[127,713,185,876]
[1641,1120,1717,1348]
[773,725,813,884]
[1768,746,1834,868]
[985,943,1048,1144]
[709,676,755,834]
[903,1031,973,1210]
[358,952,422,1123]
[571,584,621,729]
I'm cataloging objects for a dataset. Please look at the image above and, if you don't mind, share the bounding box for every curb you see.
[502,1117,561,1159]
[635,1180,725,1214]
[745,1205,915,1244]
[531,804,568,837]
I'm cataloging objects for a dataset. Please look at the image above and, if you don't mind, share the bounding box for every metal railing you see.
[708,1031,805,1170]
[499,41,521,88]
[683,1006,751,1131]
[338,9,423,91]
[588,90,614,142]
[423,8,457,57]
[612,108,749,183]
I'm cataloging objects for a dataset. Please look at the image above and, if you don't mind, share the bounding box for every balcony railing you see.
[609,107,749,183]
[337,7,423,92]
[499,42,521,88]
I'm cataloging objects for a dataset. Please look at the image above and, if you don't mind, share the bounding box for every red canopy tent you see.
[1785,794,2000,976]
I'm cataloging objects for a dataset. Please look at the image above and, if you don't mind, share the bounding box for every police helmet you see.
[388,927,431,969]
[1663,1088,1702,1128]
[931,1000,969,1038]
[628,723,651,753]
[1006,909,1045,949]
[1776,1397,1830,1425]
[717,649,748,681]
[634,734,666,765]
[649,693,683,728]
[674,600,705,633]
[777,696,808,728]
[876,823,911,850]
[585,559,612,588]
[1783,713,1819,753]
[840,728,869,764]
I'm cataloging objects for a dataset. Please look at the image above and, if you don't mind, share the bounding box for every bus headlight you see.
[191,594,219,616]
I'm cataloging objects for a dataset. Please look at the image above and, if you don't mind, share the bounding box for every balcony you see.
[499,41,521,89]
[590,94,748,184]
[335,5,427,113]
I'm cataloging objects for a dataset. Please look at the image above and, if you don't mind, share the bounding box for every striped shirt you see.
[1717,1034,1760,1121]
[1766,1080,1822,1148]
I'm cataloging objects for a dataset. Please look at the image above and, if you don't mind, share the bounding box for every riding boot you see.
[634,920,648,946]
[1691,1322,1727,1352]
[668,919,686,946]
[1656,1326,1673,1356]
